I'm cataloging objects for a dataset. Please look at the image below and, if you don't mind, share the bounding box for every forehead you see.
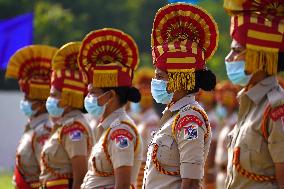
[155,68,167,75]
[87,84,104,93]
[231,39,244,49]
[50,86,60,95]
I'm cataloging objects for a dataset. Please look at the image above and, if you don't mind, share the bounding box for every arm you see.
[180,178,200,189]
[114,166,132,189]
[71,156,88,189]
[267,104,284,189]
[175,113,208,188]
[275,163,284,189]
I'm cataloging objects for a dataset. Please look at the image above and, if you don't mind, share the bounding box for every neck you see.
[246,71,268,90]
[102,99,123,121]
[171,90,189,104]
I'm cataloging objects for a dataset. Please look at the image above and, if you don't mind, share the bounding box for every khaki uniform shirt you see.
[14,113,51,183]
[143,95,211,189]
[81,107,143,189]
[225,76,284,189]
[137,108,160,161]
[40,110,92,182]
[215,112,237,189]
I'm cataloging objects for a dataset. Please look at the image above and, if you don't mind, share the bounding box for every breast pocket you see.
[239,131,263,171]
[153,134,179,166]
[92,145,113,173]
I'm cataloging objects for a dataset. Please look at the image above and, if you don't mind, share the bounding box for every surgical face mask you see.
[20,99,35,117]
[151,79,173,104]
[84,93,106,117]
[216,104,228,119]
[225,60,252,86]
[130,102,141,114]
[46,97,64,117]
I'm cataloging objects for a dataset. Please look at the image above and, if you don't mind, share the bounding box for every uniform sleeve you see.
[62,124,89,159]
[268,107,284,163]
[108,125,136,169]
[175,113,208,179]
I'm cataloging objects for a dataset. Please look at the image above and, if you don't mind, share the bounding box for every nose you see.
[225,50,234,62]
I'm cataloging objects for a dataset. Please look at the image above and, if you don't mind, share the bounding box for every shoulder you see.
[60,118,90,142]
[177,105,207,128]
[108,118,138,148]
[267,86,284,122]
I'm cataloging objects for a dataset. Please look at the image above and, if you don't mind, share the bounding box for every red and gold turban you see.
[5,45,58,100]
[224,0,284,75]
[215,80,240,108]
[78,28,139,88]
[151,3,219,92]
[51,42,87,109]
[133,67,154,107]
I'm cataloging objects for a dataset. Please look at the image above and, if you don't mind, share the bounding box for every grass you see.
[0,172,13,189]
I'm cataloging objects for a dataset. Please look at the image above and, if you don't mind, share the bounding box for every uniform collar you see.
[239,75,278,104]
[29,113,49,129]
[167,94,196,113]
[54,109,82,125]
[100,107,126,130]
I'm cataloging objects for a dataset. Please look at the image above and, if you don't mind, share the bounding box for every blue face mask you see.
[216,104,228,119]
[130,102,141,114]
[20,99,35,117]
[46,97,64,117]
[84,94,106,117]
[225,60,252,86]
[151,79,173,104]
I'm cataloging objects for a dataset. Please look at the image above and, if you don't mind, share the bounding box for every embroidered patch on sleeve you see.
[270,104,284,121]
[176,115,203,132]
[37,134,50,146]
[69,130,82,141]
[110,129,134,141]
[184,125,198,140]
[115,136,130,149]
[110,129,133,149]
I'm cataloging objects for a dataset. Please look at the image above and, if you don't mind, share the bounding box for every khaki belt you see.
[40,179,69,189]
[30,181,41,188]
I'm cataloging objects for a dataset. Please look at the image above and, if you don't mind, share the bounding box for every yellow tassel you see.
[28,85,50,101]
[167,69,195,92]
[245,49,278,75]
[61,89,84,109]
[93,71,118,88]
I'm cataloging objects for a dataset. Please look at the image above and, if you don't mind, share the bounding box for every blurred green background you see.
[0,0,231,90]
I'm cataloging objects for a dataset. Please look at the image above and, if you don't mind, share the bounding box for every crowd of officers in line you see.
[6,1,284,189]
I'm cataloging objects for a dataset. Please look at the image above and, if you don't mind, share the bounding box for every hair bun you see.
[196,69,216,91]
[127,87,141,103]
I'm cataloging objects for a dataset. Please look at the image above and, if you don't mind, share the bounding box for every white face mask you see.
[225,60,252,86]
[151,79,173,104]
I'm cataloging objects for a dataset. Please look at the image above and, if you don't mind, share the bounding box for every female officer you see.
[223,1,284,188]
[78,28,143,189]
[6,45,57,189]
[214,81,239,189]
[40,42,92,189]
[143,3,219,189]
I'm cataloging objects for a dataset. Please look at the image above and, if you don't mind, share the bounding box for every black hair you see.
[277,52,284,72]
[193,69,216,92]
[102,86,141,105]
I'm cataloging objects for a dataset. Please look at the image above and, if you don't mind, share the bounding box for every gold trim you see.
[64,79,85,88]
[246,44,279,52]
[166,57,196,64]
[247,29,283,43]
